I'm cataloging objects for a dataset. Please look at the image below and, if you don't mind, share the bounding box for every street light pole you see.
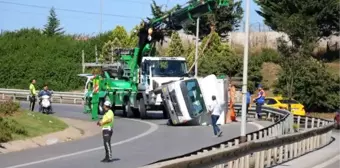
[194,17,200,77]
[240,0,250,143]
[100,0,103,33]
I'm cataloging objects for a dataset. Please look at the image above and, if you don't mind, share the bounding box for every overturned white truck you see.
[157,74,229,126]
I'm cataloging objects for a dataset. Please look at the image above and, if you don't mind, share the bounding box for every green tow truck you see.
[82,0,230,121]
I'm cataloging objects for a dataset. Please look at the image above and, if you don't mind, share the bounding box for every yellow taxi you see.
[264,96,306,116]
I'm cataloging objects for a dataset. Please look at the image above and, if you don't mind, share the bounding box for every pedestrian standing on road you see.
[208,95,223,137]
[29,79,37,111]
[253,84,265,119]
[97,101,115,162]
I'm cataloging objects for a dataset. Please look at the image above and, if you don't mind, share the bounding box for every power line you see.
[0,7,114,23]
[0,0,143,20]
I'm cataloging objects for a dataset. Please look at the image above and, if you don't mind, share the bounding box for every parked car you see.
[334,110,340,129]
[264,96,306,116]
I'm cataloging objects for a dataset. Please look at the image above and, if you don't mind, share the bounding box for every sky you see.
[0,0,265,35]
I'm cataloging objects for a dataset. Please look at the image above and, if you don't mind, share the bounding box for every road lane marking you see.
[248,122,265,130]
[4,118,159,168]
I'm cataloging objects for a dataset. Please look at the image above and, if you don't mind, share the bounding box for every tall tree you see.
[43,7,64,36]
[166,31,184,57]
[150,0,164,18]
[150,0,243,40]
[187,31,241,76]
[128,24,140,48]
[110,26,129,47]
[150,0,181,37]
[255,0,340,49]
[184,0,243,40]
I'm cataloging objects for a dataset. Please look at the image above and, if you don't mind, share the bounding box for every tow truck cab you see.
[139,56,189,111]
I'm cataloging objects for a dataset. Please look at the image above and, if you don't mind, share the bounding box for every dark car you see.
[334,110,340,129]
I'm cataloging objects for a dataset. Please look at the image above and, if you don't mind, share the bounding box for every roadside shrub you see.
[0,28,112,91]
[251,48,280,66]
[0,117,27,143]
[0,100,20,116]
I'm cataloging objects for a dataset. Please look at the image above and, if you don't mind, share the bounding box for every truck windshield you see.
[151,60,187,77]
[183,79,206,118]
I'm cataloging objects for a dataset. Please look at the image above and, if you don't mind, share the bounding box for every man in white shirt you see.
[208,95,223,137]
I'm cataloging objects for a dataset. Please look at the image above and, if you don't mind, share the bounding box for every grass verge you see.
[10,111,68,140]
[0,110,68,143]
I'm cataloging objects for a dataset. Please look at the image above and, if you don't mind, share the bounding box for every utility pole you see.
[240,0,250,143]
[194,17,200,77]
[100,0,103,33]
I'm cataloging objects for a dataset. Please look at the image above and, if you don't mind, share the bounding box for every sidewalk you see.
[274,131,340,168]
[0,117,101,154]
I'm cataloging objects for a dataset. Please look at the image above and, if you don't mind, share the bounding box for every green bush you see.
[0,100,20,116]
[251,48,280,66]
[0,28,111,91]
[0,117,28,143]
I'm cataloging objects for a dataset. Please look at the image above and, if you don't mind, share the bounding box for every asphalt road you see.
[0,102,271,168]
[318,130,340,168]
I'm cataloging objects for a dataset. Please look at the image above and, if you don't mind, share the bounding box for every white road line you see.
[248,122,265,130]
[4,118,159,168]
[311,154,340,168]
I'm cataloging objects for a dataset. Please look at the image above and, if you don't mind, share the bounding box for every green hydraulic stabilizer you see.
[88,0,229,120]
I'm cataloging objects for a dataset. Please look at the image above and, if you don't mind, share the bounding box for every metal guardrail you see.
[142,107,334,168]
[0,88,84,104]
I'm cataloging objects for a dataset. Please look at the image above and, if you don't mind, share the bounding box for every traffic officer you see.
[29,79,37,111]
[97,100,114,162]
[253,84,266,119]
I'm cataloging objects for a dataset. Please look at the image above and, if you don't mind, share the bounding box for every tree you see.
[150,0,164,18]
[166,31,184,57]
[273,38,340,112]
[43,7,64,36]
[184,41,195,64]
[183,0,243,40]
[128,24,140,48]
[255,0,340,49]
[101,38,122,62]
[150,0,181,37]
[110,26,130,47]
[150,0,243,39]
[187,31,242,77]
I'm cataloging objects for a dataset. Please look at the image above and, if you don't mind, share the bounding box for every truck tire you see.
[132,108,140,118]
[98,98,105,115]
[123,101,134,118]
[139,97,147,119]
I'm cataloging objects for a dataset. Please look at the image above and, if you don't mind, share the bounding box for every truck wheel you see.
[139,97,147,119]
[132,108,140,118]
[123,101,134,118]
[98,98,105,115]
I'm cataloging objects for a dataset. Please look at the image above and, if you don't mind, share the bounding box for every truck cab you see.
[160,74,228,125]
[138,56,190,118]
